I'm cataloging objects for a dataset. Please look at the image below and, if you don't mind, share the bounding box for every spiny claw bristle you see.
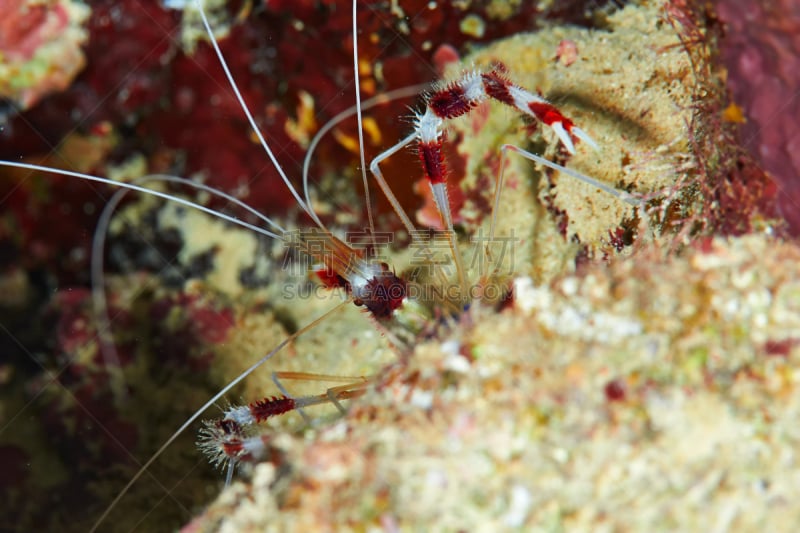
[551,122,576,154]
[197,420,234,468]
[572,127,599,151]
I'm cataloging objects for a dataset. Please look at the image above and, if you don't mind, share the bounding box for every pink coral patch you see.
[555,39,579,66]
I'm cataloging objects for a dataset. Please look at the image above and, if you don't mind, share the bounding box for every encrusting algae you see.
[189,235,800,532]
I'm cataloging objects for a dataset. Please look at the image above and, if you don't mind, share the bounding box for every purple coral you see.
[715,0,800,234]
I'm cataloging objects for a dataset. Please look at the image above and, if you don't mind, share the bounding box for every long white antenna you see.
[194,0,317,222]
[0,162,283,239]
[351,0,376,243]
[89,301,349,532]
[302,84,430,227]
[90,173,288,400]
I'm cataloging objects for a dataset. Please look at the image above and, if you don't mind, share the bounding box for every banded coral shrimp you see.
[0,1,708,531]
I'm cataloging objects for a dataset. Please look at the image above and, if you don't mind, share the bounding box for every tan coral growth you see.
[447,1,703,282]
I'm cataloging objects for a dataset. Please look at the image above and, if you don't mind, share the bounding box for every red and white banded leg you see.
[370,66,599,296]
[198,373,370,468]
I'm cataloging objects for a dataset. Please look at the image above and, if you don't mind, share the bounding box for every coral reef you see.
[185,2,797,532]
[0,0,795,532]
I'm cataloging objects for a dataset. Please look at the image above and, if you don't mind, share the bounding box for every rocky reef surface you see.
[0,1,797,532]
